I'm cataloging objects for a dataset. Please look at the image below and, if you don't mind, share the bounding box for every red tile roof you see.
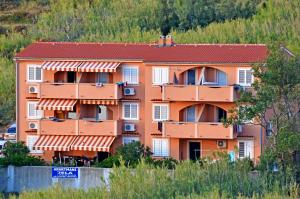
[15,42,268,63]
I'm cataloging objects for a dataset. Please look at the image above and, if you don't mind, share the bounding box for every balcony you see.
[39,119,120,136]
[39,83,77,99]
[163,122,234,139]
[78,119,121,136]
[39,119,77,135]
[162,85,235,102]
[78,83,121,99]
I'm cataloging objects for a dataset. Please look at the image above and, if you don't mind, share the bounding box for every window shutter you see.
[161,105,168,120]
[239,142,245,158]
[131,104,138,119]
[238,70,245,84]
[246,70,252,84]
[28,103,36,118]
[123,68,131,83]
[35,67,42,81]
[161,68,168,84]
[153,68,160,84]
[153,139,161,156]
[154,106,161,120]
[245,141,254,159]
[131,68,138,84]
[28,67,35,81]
[161,139,169,156]
[124,104,131,118]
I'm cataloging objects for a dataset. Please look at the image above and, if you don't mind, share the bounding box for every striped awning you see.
[80,99,118,105]
[78,62,120,72]
[37,99,77,111]
[70,136,115,152]
[33,135,76,151]
[41,61,82,71]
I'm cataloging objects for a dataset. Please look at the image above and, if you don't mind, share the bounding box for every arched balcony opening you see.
[176,66,228,86]
[179,104,227,123]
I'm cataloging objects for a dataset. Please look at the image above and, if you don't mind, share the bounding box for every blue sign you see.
[52,167,78,178]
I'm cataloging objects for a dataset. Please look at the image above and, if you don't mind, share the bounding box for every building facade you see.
[14,38,267,163]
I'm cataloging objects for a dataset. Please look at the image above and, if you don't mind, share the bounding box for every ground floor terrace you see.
[29,133,261,165]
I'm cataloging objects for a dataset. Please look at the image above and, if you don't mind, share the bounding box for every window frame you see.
[238,140,254,159]
[27,64,43,83]
[122,65,139,85]
[237,68,253,87]
[152,138,169,157]
[122,102,139,120]
[153,103,169,121]
[152,67,169,85]
[27,101,43,119]
[27,135,43,154]
[122,137,140,145]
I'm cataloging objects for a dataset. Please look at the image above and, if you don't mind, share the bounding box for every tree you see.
[225,45,300,169]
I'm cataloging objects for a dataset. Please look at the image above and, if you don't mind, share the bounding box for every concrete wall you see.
[0,166,111,193]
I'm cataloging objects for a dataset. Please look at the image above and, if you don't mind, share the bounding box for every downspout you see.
[260,125,263,156]
[15,60,19,142]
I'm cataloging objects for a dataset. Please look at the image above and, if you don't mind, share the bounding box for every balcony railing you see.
[39,119,120,136]
[39,119,77,135]
[162,85,235,102]
[39,83,77,99]
[38,83,121,99]
[163,122,234,139]
[78,83,121,100]
[78,119,121,136]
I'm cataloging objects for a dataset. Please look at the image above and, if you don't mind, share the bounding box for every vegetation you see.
[95,141,177,169]
[10,158,299,199]
[0,141,45,166]
[1,0,300,126]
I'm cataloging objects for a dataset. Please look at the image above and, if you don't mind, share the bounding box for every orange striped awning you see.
[33,135,76,151]
[78,62,120,72]
[37,99,77,111]
[71,136,115,152]
[41,61,82,71]
[80,99,118,105]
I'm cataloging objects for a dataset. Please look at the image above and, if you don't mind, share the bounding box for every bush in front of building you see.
[12,158,299,199]
[0,141,45,166]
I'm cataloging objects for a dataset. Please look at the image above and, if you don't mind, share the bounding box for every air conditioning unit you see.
[217,140,227,148]
[237,124,243,133]
[28,86,38,94]
[124,88,135,96]
[28,122,38,130]
[124,123,136,132]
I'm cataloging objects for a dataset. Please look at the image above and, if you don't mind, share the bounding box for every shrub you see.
[94,156,120,168]
[153,157,178,169]
[0,141,45,166]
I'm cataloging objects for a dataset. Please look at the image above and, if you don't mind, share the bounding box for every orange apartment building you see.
[14,37,268,164]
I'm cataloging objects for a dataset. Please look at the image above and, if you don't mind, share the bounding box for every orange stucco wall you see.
[16,60,263,163]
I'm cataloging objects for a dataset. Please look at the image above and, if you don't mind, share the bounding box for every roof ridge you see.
[33,41,266,46]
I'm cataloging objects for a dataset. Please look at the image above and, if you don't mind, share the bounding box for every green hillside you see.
[0,0,300,126]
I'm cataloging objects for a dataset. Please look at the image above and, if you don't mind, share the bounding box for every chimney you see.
[158,35,165,47]
[165,35,174,47]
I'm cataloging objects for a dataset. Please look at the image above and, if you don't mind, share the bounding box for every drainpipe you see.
[15,61,19,142]
[260,126,263,156]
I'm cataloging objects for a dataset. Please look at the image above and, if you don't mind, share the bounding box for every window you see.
[96,72,109,83]
[238,140,254,159]
[238,68,253,86]
[152,138,169,157]
[123,66,138,84]
[123,103,139,120]
[27,65,42,82]
[153,104,169,121]
[123,137,140,145]
[27,101,43,119]
[152,67,169,85]
[27,135,43,154]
